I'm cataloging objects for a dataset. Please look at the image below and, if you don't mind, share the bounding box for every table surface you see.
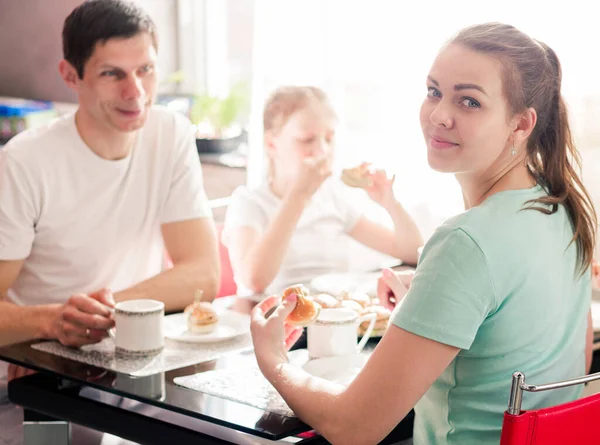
[0,297,310,442]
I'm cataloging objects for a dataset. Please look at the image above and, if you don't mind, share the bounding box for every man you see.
[0,1,220,443]
[0,0,219,350]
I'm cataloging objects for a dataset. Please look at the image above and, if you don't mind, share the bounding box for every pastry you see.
[342,291,372,308]
[341,163,372,189]
[358,305,391,337]
[312,293,341,309]
[184,290,219,334]
[282,284,321,327]
[340,299,363,313]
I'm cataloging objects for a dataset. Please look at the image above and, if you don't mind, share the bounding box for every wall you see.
[581,147,600,262]
[0,0,178,103]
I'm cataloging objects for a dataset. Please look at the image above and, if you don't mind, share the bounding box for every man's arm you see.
[114,218,220,312]
[0,260,56,346]
[0,260,115,347]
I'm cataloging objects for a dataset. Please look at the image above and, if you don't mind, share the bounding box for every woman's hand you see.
[592,259,600,289]
[366,168,396,209]
[251,293,304,375]
[376,268,413,310]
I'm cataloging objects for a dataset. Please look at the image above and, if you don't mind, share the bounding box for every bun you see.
[185,301,219,334]
[282,284,309,299]
[341,164,371,189]
[282,284,321,327]
[359,305,391,334]
[343,291,371,308]
[340,299,363,312]
[313,293,340,309]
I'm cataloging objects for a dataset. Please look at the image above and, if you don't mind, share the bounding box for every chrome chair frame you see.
[507,370,600,414]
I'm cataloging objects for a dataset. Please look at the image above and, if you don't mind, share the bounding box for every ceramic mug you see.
[307,308,376,359]
[109,299,165,357]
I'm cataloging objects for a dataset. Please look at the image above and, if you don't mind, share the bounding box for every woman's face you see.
[420,43,516,176]
[267,101,336,182]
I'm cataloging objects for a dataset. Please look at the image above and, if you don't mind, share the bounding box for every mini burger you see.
[185,289,219,334]
[282,285,321,327]
[341,163,372,189]
[358,305,391,337]
[185,301,219,334]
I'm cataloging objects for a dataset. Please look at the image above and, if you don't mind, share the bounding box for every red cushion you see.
[216,224,237,298]
[501,392,600,445]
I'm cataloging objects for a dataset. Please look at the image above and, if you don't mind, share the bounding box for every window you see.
[178,0,600,244]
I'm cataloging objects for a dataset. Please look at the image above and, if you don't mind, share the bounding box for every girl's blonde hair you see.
[263,86,336,182]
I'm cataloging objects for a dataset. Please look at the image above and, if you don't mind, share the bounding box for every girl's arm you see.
[349,169,423,264]
[227,193,308,293]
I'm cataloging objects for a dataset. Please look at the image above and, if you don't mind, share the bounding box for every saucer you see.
[302,354,367,385]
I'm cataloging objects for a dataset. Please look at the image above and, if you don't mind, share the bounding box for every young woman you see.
[251,23,597,444]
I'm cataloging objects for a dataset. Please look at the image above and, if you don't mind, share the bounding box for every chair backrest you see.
[216,223,237,298]
[500,371,600,445]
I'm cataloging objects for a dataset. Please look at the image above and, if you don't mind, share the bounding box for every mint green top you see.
[392,185,591,445]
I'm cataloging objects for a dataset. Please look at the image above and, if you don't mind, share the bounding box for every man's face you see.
[71,32,158,133]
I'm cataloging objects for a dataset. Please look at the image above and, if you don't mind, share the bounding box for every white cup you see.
[110,299,165,357]
[307,308,376,359]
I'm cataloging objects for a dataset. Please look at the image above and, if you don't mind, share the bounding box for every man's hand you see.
[45,288,115,347]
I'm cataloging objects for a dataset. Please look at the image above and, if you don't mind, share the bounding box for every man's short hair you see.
[62,0,158,79]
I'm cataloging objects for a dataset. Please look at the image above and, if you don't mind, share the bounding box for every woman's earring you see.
[511,144,517,156]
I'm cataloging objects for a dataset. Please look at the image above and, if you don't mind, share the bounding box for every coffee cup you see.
[109,299,164,357]
[307,308,376,359]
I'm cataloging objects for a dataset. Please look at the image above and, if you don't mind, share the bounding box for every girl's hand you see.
[251,294,304,375]
[289,155,331,200]
[366,169,396,209]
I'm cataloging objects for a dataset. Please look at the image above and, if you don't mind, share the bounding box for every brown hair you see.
[63,0,158,79]
[263,86,335,180]
[452,23,597,274]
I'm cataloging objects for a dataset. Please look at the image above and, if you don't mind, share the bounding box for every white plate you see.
[309,272,381,298]
[302,354,367,386]
[163,310,250,344]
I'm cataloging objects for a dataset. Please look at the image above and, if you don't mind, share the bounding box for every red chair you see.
[500,370,600,445]
[216,223,237,298]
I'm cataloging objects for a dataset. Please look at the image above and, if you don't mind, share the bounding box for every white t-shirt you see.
[0,106,212,306]
[222,179,362,296]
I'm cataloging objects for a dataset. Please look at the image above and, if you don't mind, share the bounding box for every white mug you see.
[307,308,376,359]
[110,299,165,357]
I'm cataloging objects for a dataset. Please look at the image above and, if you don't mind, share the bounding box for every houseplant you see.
[161,72,249,154]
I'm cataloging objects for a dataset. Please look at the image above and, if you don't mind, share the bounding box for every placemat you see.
[174,366,295,417]
[31,334,253,377]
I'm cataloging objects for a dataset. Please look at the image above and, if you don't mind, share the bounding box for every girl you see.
[251,23,597,444]
[222,86,423,295]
